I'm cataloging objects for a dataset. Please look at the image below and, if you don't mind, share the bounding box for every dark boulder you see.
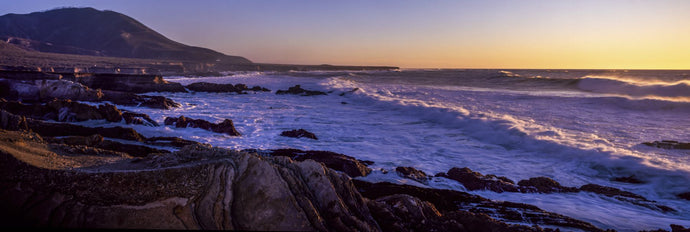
[139,95,181,109]
[0,109,29,131]
[437,167,519,192]
[270,148,371,177]
[276,85,327,96]
[642,140,690,150]
[517,177,579,193]
[280,129,318,140]
[164,116,240,136]
[671,224,690,232]
[395,166,429,183]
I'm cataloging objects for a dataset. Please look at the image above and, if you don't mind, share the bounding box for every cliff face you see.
[0,130,378,230]
[0,7,251,64]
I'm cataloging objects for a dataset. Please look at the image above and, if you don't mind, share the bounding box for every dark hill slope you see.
[0,7,251,64]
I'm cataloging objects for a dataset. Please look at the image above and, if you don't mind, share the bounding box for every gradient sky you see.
[2,0,689,69]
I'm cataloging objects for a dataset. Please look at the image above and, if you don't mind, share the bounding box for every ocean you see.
[80,69,689,231]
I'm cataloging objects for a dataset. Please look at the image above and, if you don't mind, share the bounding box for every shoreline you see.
[0,69,688,231]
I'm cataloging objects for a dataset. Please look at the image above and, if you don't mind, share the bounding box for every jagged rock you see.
[276,85,327,96]
[280,129,318,140]
[678,192,690,201]
[164,116,240,136]
[518,177,579,193]
[185,82,269,93]
[122,111,158,126]
[437,167,519,192]
[0,131,380,230]
[72,74,187,93]
[671,224,690,232]
[270,148,371,177]
[25,119,145,141]
[642,140,690,150]
[395,166,429,183]
[138,95,181,109]
[145,137,202,148]
[97,103,123,122]
[0,79,102,102]
[353,180,602,232]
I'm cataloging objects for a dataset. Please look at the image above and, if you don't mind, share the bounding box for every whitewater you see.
[79,69,689,231]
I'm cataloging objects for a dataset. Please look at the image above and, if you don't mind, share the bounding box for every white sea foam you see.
[578,75,690,102]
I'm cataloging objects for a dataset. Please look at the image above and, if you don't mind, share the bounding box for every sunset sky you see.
[2,0,689,69]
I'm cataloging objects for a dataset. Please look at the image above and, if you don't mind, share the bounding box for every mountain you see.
[0,7,251,64]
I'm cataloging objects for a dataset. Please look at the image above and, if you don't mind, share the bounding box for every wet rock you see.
[164,116,240,136]
[353,180,602,232]
[642,140,690,150]
[678,192,690,201]
[276,85,327,96]
[122,111,158,126]
[437,167,519,192]
[145,137,202,148]
[138,95,181,109]
[579,184,646,200]
[280,129,318,140]
[97,103,123,122]
[186,82,270,93]
[395,166,429,183]
[26,119,145,142]
[517,177,579,193]
[270,148,371,177]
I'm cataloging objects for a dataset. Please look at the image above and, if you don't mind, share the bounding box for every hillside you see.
[0,7,251,64]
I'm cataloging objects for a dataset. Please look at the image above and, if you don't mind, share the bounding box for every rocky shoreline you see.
[1,70,689,231]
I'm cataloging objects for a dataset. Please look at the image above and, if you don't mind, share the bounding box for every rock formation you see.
[164,116,241,136]
[276,85,327,96]
[268,148,371,177]
[642,140,690,150]
[186,82,270,93]
[280,128,318,140]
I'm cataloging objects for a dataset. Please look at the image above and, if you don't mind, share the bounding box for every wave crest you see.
[577,76,690,102]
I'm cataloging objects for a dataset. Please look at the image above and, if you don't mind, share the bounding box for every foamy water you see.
[77,69,690,231]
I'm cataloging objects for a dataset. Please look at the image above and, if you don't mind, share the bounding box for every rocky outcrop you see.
[612,175,645,184]
[185,82,270,93]
[518,177,579,193]
[436,167,675,213]
[72,74,187,93]
[436,167,519,192]
[276,85,327,96]
[280,129,318,140]
[0,99,161,126]
[164,116,240,136]
[46,134,168,157]
[269,149,371,177]
[0,130,379,230]
[353,180,602,232]
[642,140,690,150]
[145,137,203,148]
[122,111,158,126]
[395,166,429,183]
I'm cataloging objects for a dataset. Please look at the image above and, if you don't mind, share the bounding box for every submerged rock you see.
[611,175,645,184]
[276,85,327,96]
[642,140,690,150]
[280,129,318,140]
[678,192,690,201]
[270,148,371,177]
[164,116,240,136]
[122,111,158,126]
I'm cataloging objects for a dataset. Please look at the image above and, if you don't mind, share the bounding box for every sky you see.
[1,0,690,69]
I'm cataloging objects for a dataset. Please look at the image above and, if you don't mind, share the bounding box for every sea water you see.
[82,69,690,231]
